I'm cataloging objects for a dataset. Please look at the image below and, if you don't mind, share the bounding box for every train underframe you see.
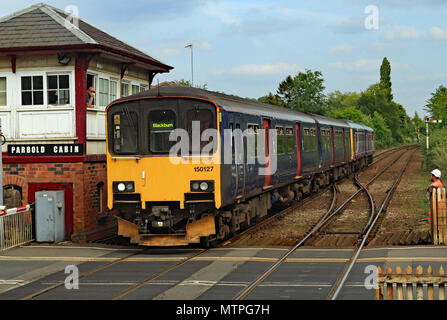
[115,155,372,247]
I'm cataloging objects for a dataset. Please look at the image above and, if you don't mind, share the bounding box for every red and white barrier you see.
[0,205,31,217]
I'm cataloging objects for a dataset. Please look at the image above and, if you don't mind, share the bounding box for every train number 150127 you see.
[194,166,214,172]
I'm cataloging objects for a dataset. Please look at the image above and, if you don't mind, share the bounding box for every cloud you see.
[344,0,447,8]
[328,16,365,34]
[225,17,302,36]
[153,41,213,58]
[429,26,447,40]
[328,44,353,54]
[214,62,300,76]
[383,26,424,41]
[328,59,409,71]
[407,73,447,82]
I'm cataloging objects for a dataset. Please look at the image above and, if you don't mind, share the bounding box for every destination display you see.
[7,144,84,156]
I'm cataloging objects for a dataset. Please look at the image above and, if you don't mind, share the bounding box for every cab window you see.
[149,110,176,153]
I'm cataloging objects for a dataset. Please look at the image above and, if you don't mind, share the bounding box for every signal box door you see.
[28,183,73,241]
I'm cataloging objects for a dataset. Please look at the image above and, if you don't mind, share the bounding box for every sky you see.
[2,0,447,117]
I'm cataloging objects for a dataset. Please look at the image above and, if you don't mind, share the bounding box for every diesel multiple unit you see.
[106,86,375,246]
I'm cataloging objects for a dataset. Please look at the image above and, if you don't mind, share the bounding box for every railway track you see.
[19,145,414,300]
[232,145,416,300]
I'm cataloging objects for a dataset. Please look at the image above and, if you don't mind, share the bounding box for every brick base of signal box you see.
[2,160,117,242]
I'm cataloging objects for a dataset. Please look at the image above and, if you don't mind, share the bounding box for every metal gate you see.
[0,205,33,251]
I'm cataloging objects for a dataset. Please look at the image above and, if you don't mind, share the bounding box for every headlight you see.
[190,180,214,192]
[200,182,208,191]
[113,181,135,193]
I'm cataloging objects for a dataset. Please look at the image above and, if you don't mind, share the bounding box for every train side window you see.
[303,127,316,152]
[247,124,259,159]
[276,126,285,154]
[286,127,294,153]
[230,123,234,157]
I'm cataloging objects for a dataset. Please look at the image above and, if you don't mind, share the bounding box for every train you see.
[106,86,375,246]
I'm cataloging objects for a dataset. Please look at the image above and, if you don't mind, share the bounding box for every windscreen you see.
[108,98,216,155]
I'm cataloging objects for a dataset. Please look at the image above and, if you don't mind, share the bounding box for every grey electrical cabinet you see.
[35,191,65,242]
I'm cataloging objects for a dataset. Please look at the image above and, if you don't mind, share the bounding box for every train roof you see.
[308,113,350,128]
[111,86,317,123]
[110,86,373,133]
[347,120,374,132]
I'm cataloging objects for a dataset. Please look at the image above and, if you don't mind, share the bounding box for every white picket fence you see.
[0,205,33,252]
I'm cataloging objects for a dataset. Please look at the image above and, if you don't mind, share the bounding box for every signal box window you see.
[48,75,70,105]
[112,109,138,154]
[21,76,43,105]
[149,110,176,153]
[0,77,6,106]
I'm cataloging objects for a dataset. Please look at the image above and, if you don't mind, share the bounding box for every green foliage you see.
[424,85,447,124]
[379,57,393,101]
[287,69,327,115]
[258,92,284,106]
[371,112,393,148]
[276,75,294,105]
[175,79,208,90]
[422,127,447,179]
[327,91,360,115]
[259,58,415,149]
[329,106,372,126]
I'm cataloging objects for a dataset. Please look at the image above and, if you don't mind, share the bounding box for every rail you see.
[0,205,33,252]
[328,148,415,299]
[377,265,446,300]
[233,145,416,300]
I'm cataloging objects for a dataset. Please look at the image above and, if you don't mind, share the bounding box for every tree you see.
[288,69,327,115]
[380,57,393,101]
[327,90,360,115]
[276,75,294,105]
[258,93,284,106]
[330,106,372,126]
[175,79,208,90]
[371,111,393,148]
[425,85,447,124]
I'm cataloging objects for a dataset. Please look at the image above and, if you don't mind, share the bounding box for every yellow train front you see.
[106,86,375,247]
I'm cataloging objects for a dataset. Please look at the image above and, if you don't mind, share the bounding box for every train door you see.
[330,126,335,165]
[235,123,245,197]
[228,116,245,198]
[263,119,271,187]
[295,122,301,177]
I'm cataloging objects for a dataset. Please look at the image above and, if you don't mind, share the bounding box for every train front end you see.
[106,95,221,246]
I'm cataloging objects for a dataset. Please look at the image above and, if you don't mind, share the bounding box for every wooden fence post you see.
[396,266,404,300]
[406,266,413,300]
[386,266,393,300]
[440,266,445,300]
[416,265,424,300]
[440,188,446,244]
[433,190,438,245]
[376,266,383,300]
[427,265,434,300]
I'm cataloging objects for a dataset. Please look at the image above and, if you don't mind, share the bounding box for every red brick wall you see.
[2,161,115,242]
